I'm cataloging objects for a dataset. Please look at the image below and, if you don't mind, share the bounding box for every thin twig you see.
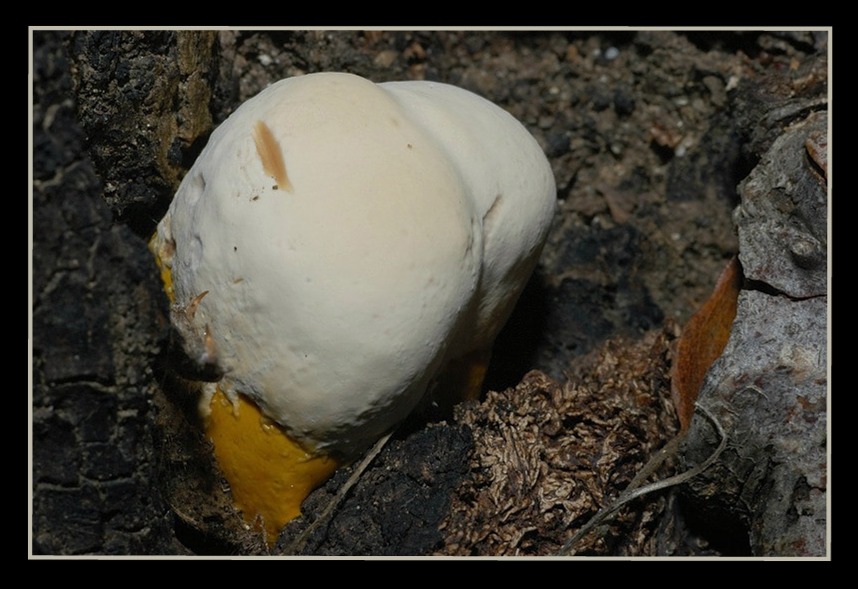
[282,430,395,555]
[625,430,688,493]
[556,403,727,556]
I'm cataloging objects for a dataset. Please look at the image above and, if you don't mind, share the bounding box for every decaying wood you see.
[438,331,678,556]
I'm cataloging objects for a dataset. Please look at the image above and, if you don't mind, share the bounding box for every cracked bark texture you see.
[31,31,177,554]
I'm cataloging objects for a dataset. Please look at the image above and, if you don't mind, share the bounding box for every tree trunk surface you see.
[680,107,828,557]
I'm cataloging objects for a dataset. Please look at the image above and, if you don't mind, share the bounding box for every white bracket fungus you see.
[153,71,556,458]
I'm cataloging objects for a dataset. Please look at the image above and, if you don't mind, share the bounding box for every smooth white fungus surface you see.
[153,72,556,455]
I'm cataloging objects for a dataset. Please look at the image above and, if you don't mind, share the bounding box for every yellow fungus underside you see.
[432,348,492,410]
[206,388,339,545]
[149,234,175,303]
[150,233,338,545]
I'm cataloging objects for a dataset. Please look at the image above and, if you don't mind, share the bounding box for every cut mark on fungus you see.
[483,193,502,224]
[252,120,293,193]
[482,193,503,242]
[185,290,210,320]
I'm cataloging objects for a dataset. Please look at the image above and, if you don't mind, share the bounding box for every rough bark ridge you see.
[31,29,829,556]
[64,31,225,237]
[31,32,177,554]
[679,84,828,556]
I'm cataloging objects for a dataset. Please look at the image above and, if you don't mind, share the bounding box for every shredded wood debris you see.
[438,328,678,556]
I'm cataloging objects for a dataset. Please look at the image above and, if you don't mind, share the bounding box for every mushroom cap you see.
[153,72,555,455]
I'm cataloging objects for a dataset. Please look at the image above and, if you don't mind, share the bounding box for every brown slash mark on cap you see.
[252,120,293,192]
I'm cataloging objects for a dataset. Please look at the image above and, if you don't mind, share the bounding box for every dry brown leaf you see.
[670,256,743,430]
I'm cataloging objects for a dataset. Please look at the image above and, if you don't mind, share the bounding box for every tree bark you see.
[679,82,828,556]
